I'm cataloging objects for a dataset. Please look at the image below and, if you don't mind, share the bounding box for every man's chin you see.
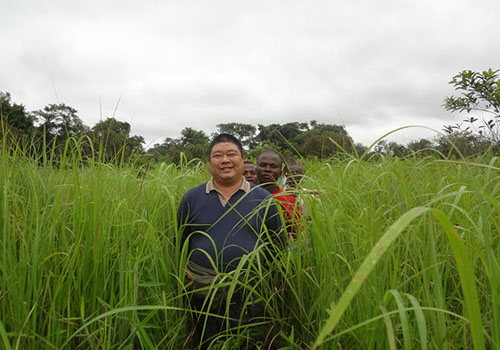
[216,173,240,184]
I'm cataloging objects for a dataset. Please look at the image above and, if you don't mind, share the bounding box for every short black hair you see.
[208,133,244,159]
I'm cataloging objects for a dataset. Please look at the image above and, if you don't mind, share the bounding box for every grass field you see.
[1,138,500,349]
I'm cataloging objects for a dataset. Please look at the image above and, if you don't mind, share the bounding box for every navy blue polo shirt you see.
[177,179,283,271]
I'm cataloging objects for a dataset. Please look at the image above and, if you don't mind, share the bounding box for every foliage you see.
[245,141,281,161]
[256,122,310,154]
[147,127,209,163]
[443,69,500,142]
[147,137,183,163]
[2,139,500,348]
[302,130,353,158]
[216,122,256,148]
[373,140,408,157]
[180,127,209,160]
[32,103,88,143]
[253,121,354,159]
[5,66,500,166]
[435,129,491,158]
[0,92,35,135]
[91,117,144,162]
[407,138,434,154]
[353,142,368,157]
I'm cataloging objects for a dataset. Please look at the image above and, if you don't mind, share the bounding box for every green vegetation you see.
[2,68,500,163]
[443,68,500,142]
[1,132,500,349]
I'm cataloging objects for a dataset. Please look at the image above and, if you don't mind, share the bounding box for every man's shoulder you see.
[182,182,208,201]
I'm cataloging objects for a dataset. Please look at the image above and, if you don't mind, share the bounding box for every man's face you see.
[290,165,302,176]
[257,153,282,184]
[243,163,257,184]
[209,142,244,185]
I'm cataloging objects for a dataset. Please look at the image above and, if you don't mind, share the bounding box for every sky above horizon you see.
[2,0,499,148]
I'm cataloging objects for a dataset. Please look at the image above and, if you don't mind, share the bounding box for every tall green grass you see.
[1,132,500,349]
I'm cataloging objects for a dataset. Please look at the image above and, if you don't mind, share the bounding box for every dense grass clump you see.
[1,136,500,349]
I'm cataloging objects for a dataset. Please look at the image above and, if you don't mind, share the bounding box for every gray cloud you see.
[2,0,499,147]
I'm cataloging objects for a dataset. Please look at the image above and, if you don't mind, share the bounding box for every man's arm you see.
[176,195,191,252]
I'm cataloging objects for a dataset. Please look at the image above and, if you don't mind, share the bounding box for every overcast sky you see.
[2,0,499,148]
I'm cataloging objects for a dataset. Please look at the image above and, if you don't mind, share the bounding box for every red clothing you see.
[271,188,301,223]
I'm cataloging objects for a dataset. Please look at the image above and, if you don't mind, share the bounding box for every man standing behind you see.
[243,160,258,184]
[257,151,302,240]
[177,134,283,348]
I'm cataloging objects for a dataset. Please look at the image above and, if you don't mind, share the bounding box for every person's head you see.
[287,164,303,187]
[243,160,258,184]
[257,151,283,192]
[208,134,244,159]
[290,164,302,176]
[208,134,244,187]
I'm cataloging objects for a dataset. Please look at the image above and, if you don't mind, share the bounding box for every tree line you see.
[0,93,144,163]
[147,121,358,163]
[2,69,499,164]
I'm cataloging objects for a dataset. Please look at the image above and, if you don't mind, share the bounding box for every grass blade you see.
[432,209,485,350]
[384,290,411,350]
[0,319,11,350]
[313,207,430,348]
[380,305,396,350]
[405,293,427,350]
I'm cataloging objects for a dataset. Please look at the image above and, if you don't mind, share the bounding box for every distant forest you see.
[1,69,499,163]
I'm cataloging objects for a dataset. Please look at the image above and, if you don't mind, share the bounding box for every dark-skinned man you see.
[177,134,284,349]
[257,151,302,240]
[243,160,258,185]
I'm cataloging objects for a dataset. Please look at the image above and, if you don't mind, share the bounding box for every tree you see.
[92,117,144,162]
[253,121,354,158]
[32,103,88,144]
[309,122,349,136]
[302,131,353,159]
[147,137,183,163]
[353,142,368,156]
[146,128,209,163]
[435,129,490,158]
[386,141,408,157]
[180,127,209,147]
[216,123,256,148]
[443,69,500,142]
[255,122,309,154]
[0,92,35,135]
[93,117,132,138]
[180,127,209,160]
[407,138,436,156]
[300,123,353,158]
